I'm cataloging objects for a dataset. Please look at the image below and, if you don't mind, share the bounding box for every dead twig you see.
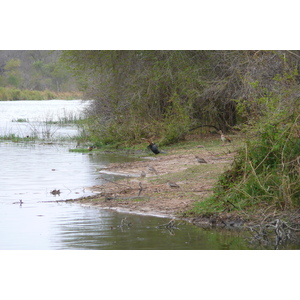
[247,218,300,248]
[138,182,143,196]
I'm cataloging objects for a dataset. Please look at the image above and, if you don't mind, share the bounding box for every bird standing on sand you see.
[148,166,158,175]
[147,140,161,154]
[145,139,166,155]
[219,130,231,145]
[195,156,207,163]
[167,181,180,188]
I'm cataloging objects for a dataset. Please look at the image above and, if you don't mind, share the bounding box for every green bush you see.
[161,93,192,145]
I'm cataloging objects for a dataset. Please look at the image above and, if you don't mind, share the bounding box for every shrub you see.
[198,113,300,213]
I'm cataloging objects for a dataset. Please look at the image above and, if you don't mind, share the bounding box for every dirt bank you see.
[79,142,236,223]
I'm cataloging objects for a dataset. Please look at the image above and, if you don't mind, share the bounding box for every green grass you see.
[0,134,36,142]
[69,148,94,153]
[11,118,29,122]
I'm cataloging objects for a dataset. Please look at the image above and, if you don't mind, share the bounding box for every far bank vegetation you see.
[0,50,81,100]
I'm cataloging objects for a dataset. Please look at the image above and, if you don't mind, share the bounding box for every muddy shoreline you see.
[55,144,300,233]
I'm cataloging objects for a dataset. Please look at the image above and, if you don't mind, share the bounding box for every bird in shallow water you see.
[218,130,231,145]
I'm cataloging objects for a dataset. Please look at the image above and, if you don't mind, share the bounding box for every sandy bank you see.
[79,144,235,223]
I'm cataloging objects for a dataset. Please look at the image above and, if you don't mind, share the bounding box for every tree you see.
[0,50,78,92]
[63,50,300,144]
[4,58,22,88]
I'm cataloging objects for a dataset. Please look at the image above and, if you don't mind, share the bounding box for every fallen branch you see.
[156,218,178,229]
[138,182,143,196]
[247,218,300,249]
[120,217,131,227]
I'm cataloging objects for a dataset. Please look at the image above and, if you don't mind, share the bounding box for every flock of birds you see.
[83,130,232,189]
[140,130,232,188]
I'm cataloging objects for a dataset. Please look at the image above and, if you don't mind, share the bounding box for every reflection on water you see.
[0,141,139,203]
[3,199,300,250]
[0,201,253,250]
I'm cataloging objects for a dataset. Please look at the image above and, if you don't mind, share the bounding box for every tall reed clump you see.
[194,113,300,214]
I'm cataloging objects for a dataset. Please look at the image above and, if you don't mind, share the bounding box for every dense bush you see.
[63,50,300,146]
[195,111,300,214]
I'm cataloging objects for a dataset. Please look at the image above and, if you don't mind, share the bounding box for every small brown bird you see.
[219,130,231,145]
[167,181,180,188]
[195,156,207,163]
[148,166,158,175]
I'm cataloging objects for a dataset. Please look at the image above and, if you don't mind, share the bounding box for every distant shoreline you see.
[0,87,83,101]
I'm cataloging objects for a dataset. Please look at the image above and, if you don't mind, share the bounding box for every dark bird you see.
[50,189,61,196]
[146,140,166,154]
[218,130,231,145]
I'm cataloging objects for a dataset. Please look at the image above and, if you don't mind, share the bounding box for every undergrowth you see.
[193,113,300,215]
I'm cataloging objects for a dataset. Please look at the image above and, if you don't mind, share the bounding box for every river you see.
[0,100,298,250]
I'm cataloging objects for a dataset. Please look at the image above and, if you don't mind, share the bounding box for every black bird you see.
[147,140,165,155]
